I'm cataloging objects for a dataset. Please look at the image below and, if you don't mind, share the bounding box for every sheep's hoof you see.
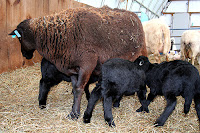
[67,112,79,120]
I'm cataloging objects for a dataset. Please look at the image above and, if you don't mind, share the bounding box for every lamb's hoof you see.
[83,113,91,123]
[108,121,116,127]
[83,117,91,123]
[154,121,164,127]
[39,105,46,109]
[113,102,120,108]
[136,106,143,112]
[67,112,79,120]
[136,106,149,113]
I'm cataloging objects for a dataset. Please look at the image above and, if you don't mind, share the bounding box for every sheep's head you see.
[9,19,36,59]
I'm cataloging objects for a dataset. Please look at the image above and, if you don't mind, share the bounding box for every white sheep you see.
[180,30,200,65]
[142,18,171,63]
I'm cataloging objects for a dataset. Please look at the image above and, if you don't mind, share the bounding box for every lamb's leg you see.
[136,91,156,112]
[38,78,51,109]
[184,95,192,115]
[103,96,115,127]
[136,85,149,113]
[154,94,177,127]
[113,96,122,108]
[84,83,91,101]
[83,84,102,123]
[194,94,200,127]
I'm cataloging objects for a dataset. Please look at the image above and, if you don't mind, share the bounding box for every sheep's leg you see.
[83,84,102,123]
[68,71,90,119]
[38,78,51,109]
[113,96,122,108]
[68,55,98,120]
[136,85,149,113]
[180,45,186,60]
[192,56,195,65]
[103,96,115,127]
[194,94,200,126]
[163,51,169,62]
[136,91,156,112]
[71,75,90,101]
[197,56,200,65]
[70,75,77,88]
[165,54,169,62]
[155,95,177,127]
[153,50,161,63]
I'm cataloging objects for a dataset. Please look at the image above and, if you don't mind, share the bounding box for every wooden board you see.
[0,0,9,73]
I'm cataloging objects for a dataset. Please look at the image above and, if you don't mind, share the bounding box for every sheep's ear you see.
[8,30,16,35]
[139,60,144,66]
[8,29,22,38]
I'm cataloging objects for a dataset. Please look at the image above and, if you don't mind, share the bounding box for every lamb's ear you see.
[139,60,144,66]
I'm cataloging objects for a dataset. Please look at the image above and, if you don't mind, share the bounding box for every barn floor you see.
[0,57,200,132]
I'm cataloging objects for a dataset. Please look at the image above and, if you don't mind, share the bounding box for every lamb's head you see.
[9,19,36,59]
[134,56,150,72]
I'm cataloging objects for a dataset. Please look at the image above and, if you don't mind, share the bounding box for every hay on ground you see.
[0,57,200,132]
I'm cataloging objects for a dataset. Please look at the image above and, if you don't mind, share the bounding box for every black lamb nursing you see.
[83,57,150,127]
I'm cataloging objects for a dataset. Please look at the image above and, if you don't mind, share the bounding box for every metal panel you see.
[171,13,189,50]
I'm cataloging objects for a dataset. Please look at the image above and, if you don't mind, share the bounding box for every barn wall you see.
[0,0,90,74]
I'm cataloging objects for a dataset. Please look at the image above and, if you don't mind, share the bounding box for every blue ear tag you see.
[12,35,17,38]
[14,30,21,38]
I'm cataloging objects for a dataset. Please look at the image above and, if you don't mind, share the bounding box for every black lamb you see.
[83,57,149,127]
[136,56,200,127]
[39,58,98,109]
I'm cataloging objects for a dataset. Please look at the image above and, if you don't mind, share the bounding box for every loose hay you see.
[0,58,200,132]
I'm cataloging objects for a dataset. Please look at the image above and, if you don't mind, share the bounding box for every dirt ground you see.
[0,56,200,132]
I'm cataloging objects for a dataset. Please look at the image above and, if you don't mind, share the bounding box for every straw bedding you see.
[0,57,199,132]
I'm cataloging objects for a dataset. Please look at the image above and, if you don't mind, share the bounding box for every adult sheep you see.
[142,18,171,63]
[9,6,147,119]
[180,30,200,65]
